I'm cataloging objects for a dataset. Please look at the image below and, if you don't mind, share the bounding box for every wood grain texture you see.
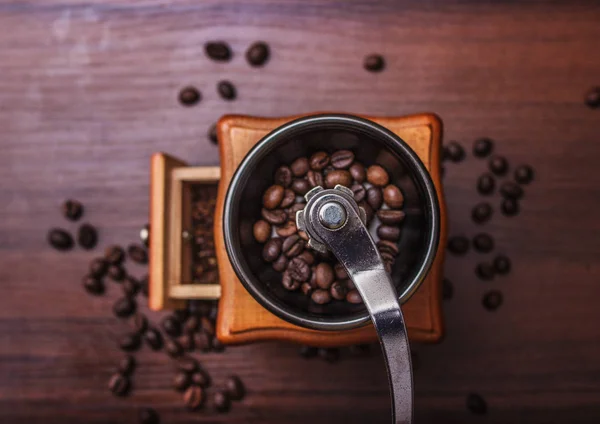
[1,1,600,423]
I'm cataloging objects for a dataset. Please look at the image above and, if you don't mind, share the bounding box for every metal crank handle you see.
[297,185,413,424]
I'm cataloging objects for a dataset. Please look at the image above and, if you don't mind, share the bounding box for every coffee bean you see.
[447,236,469,255]
[330,150,355,169]
[482,290,503,311]
[279,189,296,209]
[318,347,340,363]
[501,198,519,216]
[179,86,201,106]
[377,209,405,225]
[161,315,182,338]
[346,279,356,290]
[252,220,271,243]
[330,281,348,300]
[213,390,231,412]
[272,254,289,272]
[288,257,311,282]
[383,184,404,209]
[350,184,366,202]
[48,228,73,251]
[182,316,199,334]
[477,173,495,195]
[366,165,389,187]
[140,275,149,297]
[83,275,104,295]
[377,225,400,241]
[291,157,309,177]
[118,355,136,376]
[299,345,318,358]
[105,245,125,265]
[493,255,511,274]
[276,221,297,238]
[261,208,287,225]
[306,170,324,188]
[119,333,141,352]
[442,278,453,300]
[208,124,218,144]
[127,244,148,264]
[184,385,205,410]
[301,282,313,296]
[377,239,399,257]
[144,328,163,350]
[489,156,508,176]
[325,170,352,188]
[113,297,136,318]
[286,202,305,217]
[499,181,523,199]
[584,86,600,108]
[122,276,140,297]
[311,289,331,304]
[195,331,212,352]
[191,370,211,387]
[205,41,231,61]
[297,250,315,265]
[309,151,330,170]
[77,224,98,249]
[282,234,304,257]
[514,164,534,185]
[246,41,270,66]
[274,166,293,187]
[366,186,383,210]
[349,162,366,183]
[108,265,126,282]
[334,263,348,280]
[466,393,488,415]
[165,339,183,358]
[178,356,199,373]
[263,185,285,209]
[89,258,108,278]
[346,289,362,304]
[473,233,494,253]
[222,375,244,401]
[364,54,385,72]
[262,238,282,262]
[62,199,83,221]
[108,373,130,397]
[473,138,493,158]
[475,262,495,280]
[201,316,215,336]
[444,141,465,162]
[472,202,492,224]
[281,270,300,291]
[138,407,159,424]
[291,178,311,195]
[217,80,236,100]
[132,313,148,334]
[298,230,309,241]
[314,262,335,289]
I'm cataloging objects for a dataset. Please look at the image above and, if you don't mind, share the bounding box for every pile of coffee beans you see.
[190,184,219,284]
[47,199,98,252]
[253,149,405,305]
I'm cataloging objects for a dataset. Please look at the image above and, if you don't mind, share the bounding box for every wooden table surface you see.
[1,1,600,423]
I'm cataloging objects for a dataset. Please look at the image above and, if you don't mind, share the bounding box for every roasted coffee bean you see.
[282,234,304,257]
[62,199,83,221]
[123,276,140,297]
[291,157,309,177]
[144,328,163,350]
[334,263,348,280]
[501,198,519,216]
[140,275,149,297]
[119,333,141,352]
[366,186,383,210]
[105,245,125,265]
[477,173,496,195]
[473,233,494,253]
[297,250,315,265]
[261,208,287,225]
[309,267,318,288]
[301,282,313,296]
[108,373,130,397]
[366,165,389,187]
[288,258,311,282]
[213,390,231,412]
[201,317,215,336]
[78,224,98,249]
[246,41,270,66]
[287,202,305,217]
[83,276,104,295]
[346,289,362,304]
[280,189,296,208]
[325,170,352,188]
[311,289,331,304]
[48,228,73,251]
[514,164,534,185]
[351,184,366,202]
[364,54,385,72]
[291,178,311,195]
[179,86,201,106]
[277,220,298,238]
[444,141,465,162]
[184,385,205,410]
[482,290,503,311]
[191,370,211,387]
[113,297,136,318]
[253,220,271,243]
[314,263,335,289]
[473,138,493,158]
[127,244,147,264]
[225,375,245,400]
[447,236,469,255]
[466,393,488,415]
[489,156,508,176]
[377,240,399,257]
[472,202,492,224]
[330,281,348,300]
[138,407,159,424]
[208,123,218,144]
[89,258,108,278]
[194,331,212,352]
[118,355,136,376]
[584,86,600,108]
[262,238,282,262]
[205,41,231,61]
[500,181,523,199]
[442,278,453,300]
[309,151,330,170]
[330,150,355,169]
[475,262,495,280]
[299,345,318,358]
[383,184,404,209]
[318,347,340,363]
[274,165,293,187]
[298,230,309,241]
[161,315,182,337]
[377,209,405,225]
[212,336,225,352]
[183,316,200,333]
[108,265,126,282]
[377,225,401,241]
[306,169,323,188]
[346,279,356,290]
[165,339,183,358]
[380,249,395,264]
[493,255,511,274]
[282,270,301,291]
[132,313,148,334]
[217,80,236,100]
[349,162,366,183]
[263,185,284,209]
[272,254,289,272]
[178,356,199,373]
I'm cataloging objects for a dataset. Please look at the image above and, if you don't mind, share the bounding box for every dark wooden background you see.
[1,1,600,423]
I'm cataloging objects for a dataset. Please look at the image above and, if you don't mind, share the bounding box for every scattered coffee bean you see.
[83,275,104,295]
[138,407,159,424]
[318,347,340,363]
[482,290,503,311]
[165,339,183,358]
[325,170,352,188]
[48,228,74,251]
[89,258,108,278]
[178,356,199,374]
[105,245,125,265]
[330,150,355,169]
[447,236,469,255]
[108,373,130,397]
[213,390,231,412]
[77,224,98,249]
[383,184,404,209]
[246,41,270,66]
[330,281,348,300]
[444,141,465,162]
[366,186,383,210]
[253,220,271,243]
[366,165,389,187]
[334,263,348,280]
[119,333,141,352]
[493,255,511,275]
[291,178,311,195]
[144,328,163,350]
[123,276,140,297]
[364,54,385,72]
[274,166,293,187]
[282,234,304,258]
[108,264,126,282]
[300,282,313,296]
[280,189,296,209]
[191,370,211,388]
[179,86,201,106]
[477,173,496,195]
[311,289,331,304]
[473,233,494,253]
[128,244,148,264]
[514,164,534,185]
[195,331,212,352]
[113,297,136,318]
[276,221,297,239]
[180,333,194,351]
[183,385,205,410]
[346,289,362,304]
[262,238,282,262]
[288,258,311,282]
[140,275,149,297]
[475,262,495,280]
[377,240,399,257]
[377,225,401,242]
[309,151,330,170]
[377,209,405,225]
[501,198,520,216]
[349,162,366,183]
[500,181,524,200]
[584,86,600,109]
[272,254,289,272]
[132,313,148,334]
[489,156,508,176]
[161,316,182,338]
[314,262,335,290]
[442,278,453,300]
[224,375,245,400]
[351,184,366,202]
[217,81,236,100]
[62,199,83,221]
[472,202,492,224]
[473,138,493,158]
[466,393,488,415]
[306,170,324,188]
[204,41,231,62]
[290,157,309,177]
[118,355,136,376]
[201,317,215,336]
[261,208,287,225]
[297,250,314,265]
[299,345,318,358]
